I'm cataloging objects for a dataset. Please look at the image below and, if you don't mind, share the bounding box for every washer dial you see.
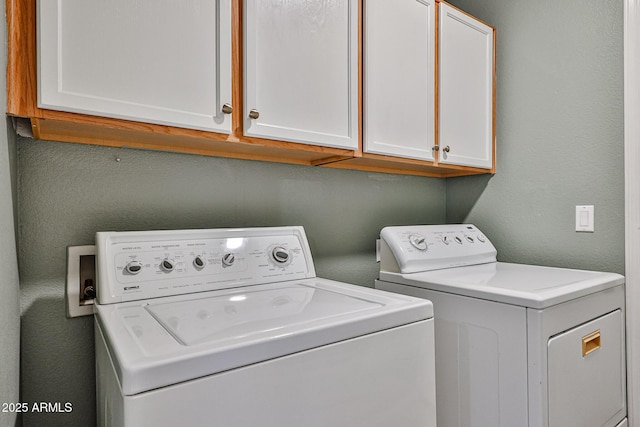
[125,260,143,275]
[193,255,206,270]
[221,253,235,267]
[160,258,175,272]
[271,246,291,264]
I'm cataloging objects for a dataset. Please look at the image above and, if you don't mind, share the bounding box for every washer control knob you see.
[442,236,450,245]
[454,236,463,244]
[465,235,475,243]
[125,260,143,275]
[221,253,235,267]
[271,247,290,264]
[477,234,486,243]
[409,234,428,251]
[160,258,175,272]
[193,255,206,270]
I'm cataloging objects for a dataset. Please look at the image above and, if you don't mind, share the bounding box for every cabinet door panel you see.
[244,0,358,150]
[438,4,494,169]
[37,0,232,133]
[364,0,435,161]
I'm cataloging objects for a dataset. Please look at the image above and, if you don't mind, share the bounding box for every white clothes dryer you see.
[94,226,436,427]
[375,224,626,427]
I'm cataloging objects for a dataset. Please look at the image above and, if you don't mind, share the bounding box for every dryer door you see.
[547,309,626,427]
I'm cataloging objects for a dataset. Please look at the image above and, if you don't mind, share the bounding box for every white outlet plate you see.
[66,245,96,317]
[576,205,595,232]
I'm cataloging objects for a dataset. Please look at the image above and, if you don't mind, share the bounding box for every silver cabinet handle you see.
[222,103,233,114]
[443,146,451,153]
[432,146,440,152]
[249,109,260,119]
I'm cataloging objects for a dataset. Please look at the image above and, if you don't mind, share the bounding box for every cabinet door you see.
[364,0,436,161]
[243,0,358,150]
[438,3,494,169]
[37,0,232,133]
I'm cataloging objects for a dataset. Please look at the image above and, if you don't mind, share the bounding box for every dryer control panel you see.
[380,224,497,274]
[96,227,316,304]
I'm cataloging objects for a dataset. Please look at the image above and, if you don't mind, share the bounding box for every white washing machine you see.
[375,224,627,427]
[94,226,437,427]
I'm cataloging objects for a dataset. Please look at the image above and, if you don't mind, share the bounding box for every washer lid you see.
[146,285,383,346]
[95,278,432,395]
[379,262,624,309]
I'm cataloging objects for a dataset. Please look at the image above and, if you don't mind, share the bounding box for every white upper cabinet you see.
[364,0,436,161]
[37,0,233,133]
[438,3,495,169]
[243,0,359,150]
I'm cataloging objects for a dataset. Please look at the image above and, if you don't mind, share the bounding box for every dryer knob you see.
[409,234,428,251]
[125,260,143,275]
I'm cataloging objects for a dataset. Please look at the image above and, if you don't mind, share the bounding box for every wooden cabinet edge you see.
[321,153,494,178]
[7,0,38,117]
[29,115,357,166]
[27,110,492,176]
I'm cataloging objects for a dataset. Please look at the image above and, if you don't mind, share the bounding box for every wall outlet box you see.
[66,245,96,318]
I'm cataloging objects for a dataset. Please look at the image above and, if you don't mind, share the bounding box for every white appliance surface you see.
[379,223,623,308]
[96,276,431,396]
[95,226,436,427]
[376,224,626,427]
[382,261,623,309]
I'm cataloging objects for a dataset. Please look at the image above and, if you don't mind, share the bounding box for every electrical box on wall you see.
[66,245,96,317]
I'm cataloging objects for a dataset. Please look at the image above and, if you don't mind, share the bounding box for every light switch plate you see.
[575,205,595,232]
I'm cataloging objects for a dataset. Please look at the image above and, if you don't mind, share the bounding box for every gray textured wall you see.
[0,0,22,421]
[1,132,20,427]
[17,138,445,426]
[446,0,624,273]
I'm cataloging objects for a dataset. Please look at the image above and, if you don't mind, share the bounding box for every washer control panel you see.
[96,227,315,304]
[380,224,497,274]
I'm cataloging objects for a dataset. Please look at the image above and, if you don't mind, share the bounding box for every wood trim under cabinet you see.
[33,116,355,166]
[321,152,492,178]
